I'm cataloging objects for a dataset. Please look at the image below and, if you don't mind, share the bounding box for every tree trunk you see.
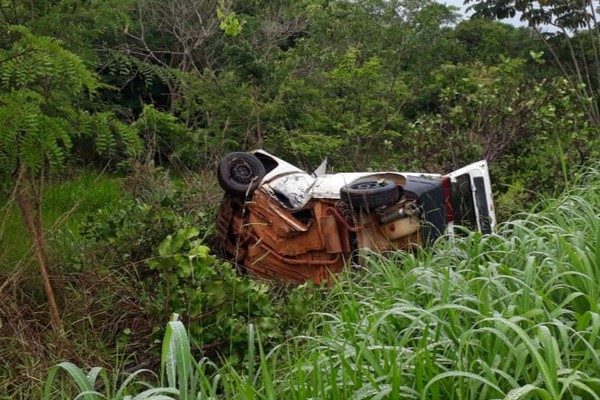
[14,171,63,334]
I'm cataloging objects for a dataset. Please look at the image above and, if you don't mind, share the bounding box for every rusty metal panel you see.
[321,215,342,254]
[245,238,345,283]
[247,191,324,256]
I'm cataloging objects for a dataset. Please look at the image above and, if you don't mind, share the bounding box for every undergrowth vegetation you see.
[0,172,122,269]
[42,167,600,399]
[0,165,325,398]
[2,0,600,397]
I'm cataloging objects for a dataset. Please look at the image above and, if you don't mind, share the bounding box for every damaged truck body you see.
[216,150,496,284]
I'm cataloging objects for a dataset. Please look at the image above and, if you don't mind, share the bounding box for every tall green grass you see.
[264,167,600,400]
[46,166,600,399]
[0,171,122,269]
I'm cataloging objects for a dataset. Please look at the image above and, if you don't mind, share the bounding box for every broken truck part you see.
[215,150,496,284]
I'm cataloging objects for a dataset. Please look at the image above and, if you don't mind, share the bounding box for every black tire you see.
[340,179,400,210]
[217,152,266,197]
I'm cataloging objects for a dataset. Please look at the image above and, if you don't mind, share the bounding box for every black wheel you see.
[340,179,401,210]
[217,152,266,197]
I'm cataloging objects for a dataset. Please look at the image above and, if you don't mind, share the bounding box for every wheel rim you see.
[230,159,258,184]
[352,181,386,190]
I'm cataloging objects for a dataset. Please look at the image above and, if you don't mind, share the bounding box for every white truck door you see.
[446,160,497,234]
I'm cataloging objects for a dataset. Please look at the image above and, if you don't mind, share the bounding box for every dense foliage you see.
[2,0,600,397]
[2,0,597,180]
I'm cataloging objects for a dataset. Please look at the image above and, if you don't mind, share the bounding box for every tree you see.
[0,0,132,66]
[453,19,539,65]
[0,26,140,333]
[465,0,596,29]
[252,0,463,168]
[410,57,593,195]
[465,0,600,124]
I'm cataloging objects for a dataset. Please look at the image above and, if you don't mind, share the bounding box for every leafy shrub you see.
[144,228,280,355]
[407,57,597,217]
[132,105,206,168]
[74,177,282,359]
[78,199,179,267]
[76,165,218,269]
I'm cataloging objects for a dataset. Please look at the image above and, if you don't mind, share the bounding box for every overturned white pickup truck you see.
[216,150,496,283]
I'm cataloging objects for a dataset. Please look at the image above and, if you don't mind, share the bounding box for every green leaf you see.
[160,320,193,399]
[44,362,99,400]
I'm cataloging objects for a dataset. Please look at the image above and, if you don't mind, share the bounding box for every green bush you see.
[74,183,285,359]
[144,228,280,355]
